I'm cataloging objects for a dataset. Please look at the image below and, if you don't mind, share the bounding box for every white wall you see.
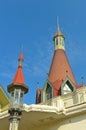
[31,113,86,130]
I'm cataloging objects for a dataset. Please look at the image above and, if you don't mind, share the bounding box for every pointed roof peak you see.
[19,51,23,60]
[56,24,64,36]
[53,17,64,39]
[56,27,63,36]
[53,25,64,40]
[19,44,24,61]
[56,16,63,36]
[18,51,24,67]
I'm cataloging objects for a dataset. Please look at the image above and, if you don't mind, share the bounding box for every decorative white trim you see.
[0,111,9,119]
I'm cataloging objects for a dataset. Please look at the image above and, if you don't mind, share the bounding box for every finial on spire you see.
[21,44,23,53]
[18,44,24,67]
[57,16,60,31]
[18,51,24,67]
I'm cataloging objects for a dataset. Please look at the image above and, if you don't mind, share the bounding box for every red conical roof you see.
[13,52,24,84]
[12,66,25,84]
[48,49,76,84]
[7,52,28,93]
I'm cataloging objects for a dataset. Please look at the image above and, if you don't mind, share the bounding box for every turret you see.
[7,52,28,130]
[53,26,65,50]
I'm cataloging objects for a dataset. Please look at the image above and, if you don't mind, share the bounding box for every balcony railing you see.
[41,87,86,111]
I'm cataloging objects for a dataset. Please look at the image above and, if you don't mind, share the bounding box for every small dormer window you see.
[62,81,74,95]
[46,84,52,100]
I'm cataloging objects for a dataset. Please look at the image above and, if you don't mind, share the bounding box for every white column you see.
[9,117,20,130]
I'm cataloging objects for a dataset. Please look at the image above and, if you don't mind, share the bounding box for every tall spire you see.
[48,22,76,84]
[36,21,77,103]
[13,52,24,84]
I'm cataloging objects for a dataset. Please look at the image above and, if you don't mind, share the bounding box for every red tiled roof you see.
[76,84,83,89]
[52,79,63,96]
[48,49,76,85]
[13,66,25,84]
[52,79,63,91]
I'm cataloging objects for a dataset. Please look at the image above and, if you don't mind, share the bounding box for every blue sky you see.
[0,0,86,104]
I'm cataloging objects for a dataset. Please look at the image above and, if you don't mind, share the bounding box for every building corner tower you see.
[36,25,78,104]
[48,26,76,84]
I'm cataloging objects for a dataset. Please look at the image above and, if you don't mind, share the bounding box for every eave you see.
[1,101,86,130]
[1,87,86,130]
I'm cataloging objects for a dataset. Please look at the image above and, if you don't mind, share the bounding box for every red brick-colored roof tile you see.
[76,84,83,89]
[52,79,63,96]
[52,79,63,91]
[13,66,25,84]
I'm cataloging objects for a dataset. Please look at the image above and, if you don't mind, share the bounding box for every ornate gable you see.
[61,76,76,95]
[42,79,54,103]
